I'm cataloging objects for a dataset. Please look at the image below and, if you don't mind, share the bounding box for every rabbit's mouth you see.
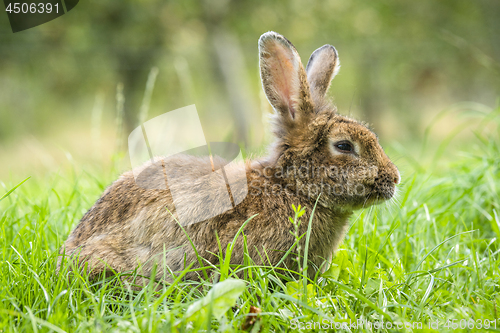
[325,180,395,210]
[367,188,395,204]
[364,179,396,206]
[354,190,393,210]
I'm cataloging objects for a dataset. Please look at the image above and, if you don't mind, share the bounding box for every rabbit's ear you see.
[259,32,312,121]
[306,45,340,103]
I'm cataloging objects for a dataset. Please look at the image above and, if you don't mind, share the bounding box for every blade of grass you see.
[0,177,30,202]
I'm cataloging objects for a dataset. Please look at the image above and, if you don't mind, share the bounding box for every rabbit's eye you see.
[334,141,354,153]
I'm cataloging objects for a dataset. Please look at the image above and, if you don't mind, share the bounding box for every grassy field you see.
[0,107,499,332]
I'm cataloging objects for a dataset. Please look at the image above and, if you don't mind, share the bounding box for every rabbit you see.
[57,31,400,284]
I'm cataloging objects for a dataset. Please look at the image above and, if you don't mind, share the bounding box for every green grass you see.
[1,109,499,332]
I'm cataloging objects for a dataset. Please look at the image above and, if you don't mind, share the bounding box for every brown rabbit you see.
[58,31,400,283]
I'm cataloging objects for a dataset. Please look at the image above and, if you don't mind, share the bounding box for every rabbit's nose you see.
[394,171,401,184]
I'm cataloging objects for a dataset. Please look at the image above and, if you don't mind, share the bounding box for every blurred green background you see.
[0,0,499,179]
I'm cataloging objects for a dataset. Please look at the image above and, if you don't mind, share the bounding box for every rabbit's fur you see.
[58,32,400,282]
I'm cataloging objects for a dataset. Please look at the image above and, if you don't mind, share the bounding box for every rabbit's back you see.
[60,154,266,279]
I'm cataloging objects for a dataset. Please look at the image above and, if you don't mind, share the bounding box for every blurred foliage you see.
[0,0,499,163]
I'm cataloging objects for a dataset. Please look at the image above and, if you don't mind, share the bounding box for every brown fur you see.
[58,32,400,283]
